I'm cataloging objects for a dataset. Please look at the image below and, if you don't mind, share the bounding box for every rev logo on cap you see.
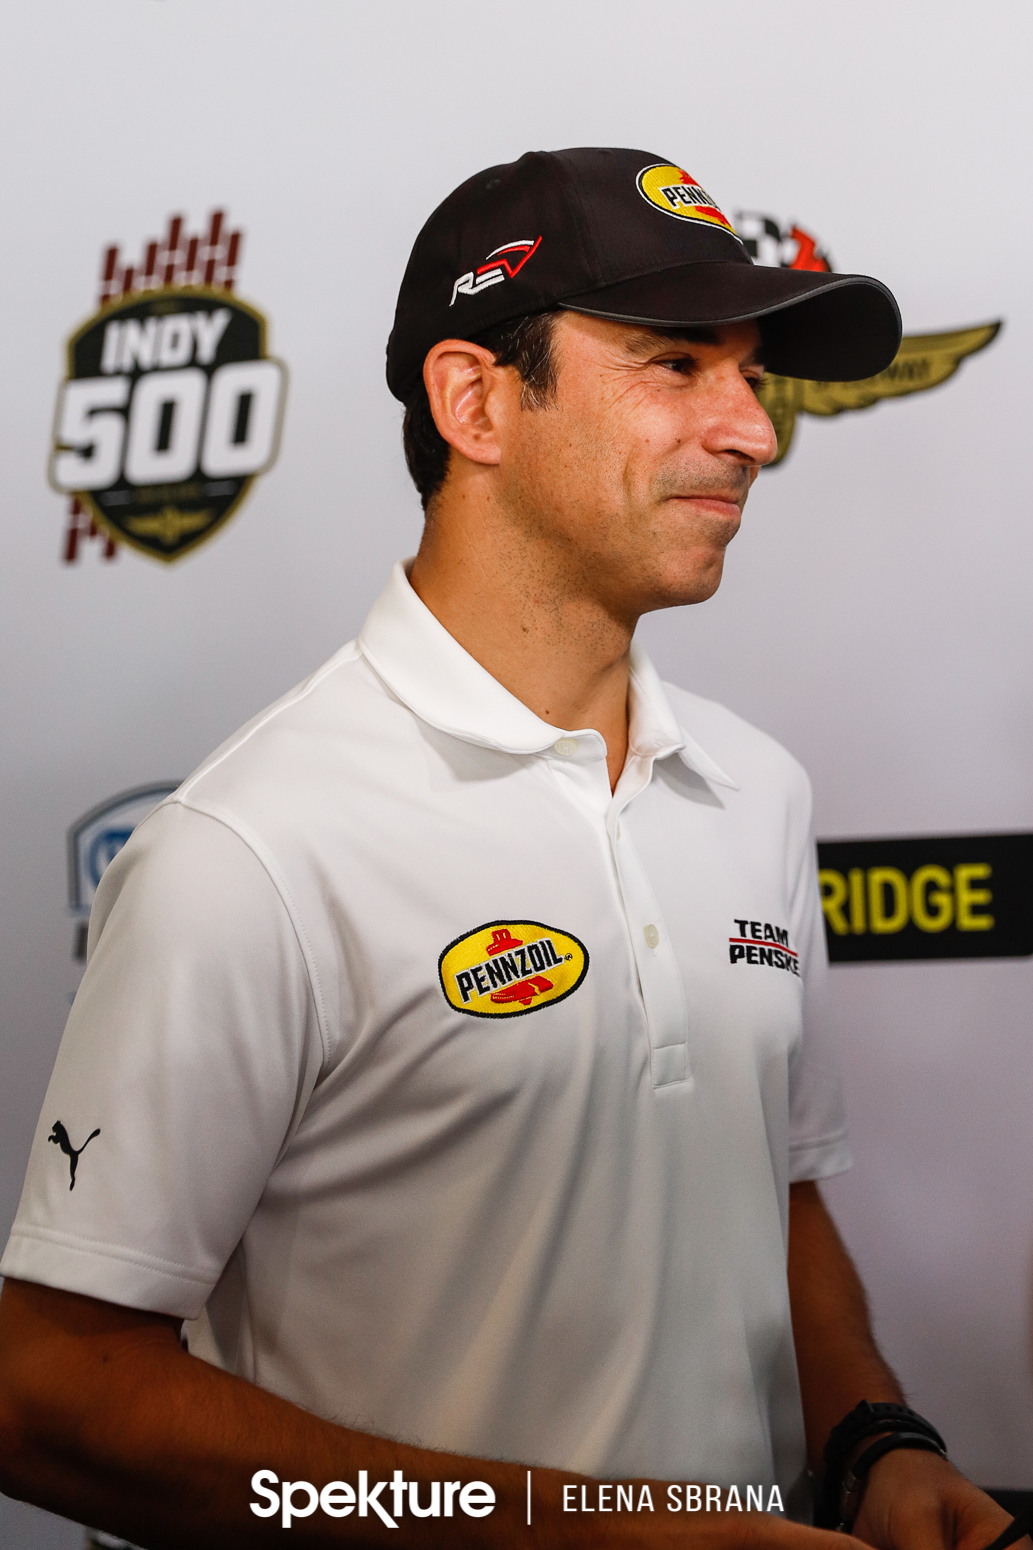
[439,919,589,1018]
[636,164,738,235]
[450,237,543,306]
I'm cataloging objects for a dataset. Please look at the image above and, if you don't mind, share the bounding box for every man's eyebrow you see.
[622,326,719,356]
[620,325,765,367]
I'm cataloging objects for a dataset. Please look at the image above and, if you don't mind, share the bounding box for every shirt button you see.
[643,924,660,949]
[553,738,578,757]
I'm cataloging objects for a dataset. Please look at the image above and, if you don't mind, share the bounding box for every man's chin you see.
[640,555,727,613]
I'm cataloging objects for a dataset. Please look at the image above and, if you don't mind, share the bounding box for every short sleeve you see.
[786,802,852,1183]
[0,800,323,1319]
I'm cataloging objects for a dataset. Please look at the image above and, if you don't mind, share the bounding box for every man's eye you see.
[658,357,695,375]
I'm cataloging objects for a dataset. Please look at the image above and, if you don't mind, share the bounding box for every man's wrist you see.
[816,1400,948,1530]
[840,1432,948,1527]
[838,1429,894,1527]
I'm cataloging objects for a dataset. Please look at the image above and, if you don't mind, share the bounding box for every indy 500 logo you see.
[51,211,287,563]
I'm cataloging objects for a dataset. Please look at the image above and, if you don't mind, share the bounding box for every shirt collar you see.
[357,560,737,787]
[627,645,738,789]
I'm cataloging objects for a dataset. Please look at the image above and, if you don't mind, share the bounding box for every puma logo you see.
[48,1121,100,1190]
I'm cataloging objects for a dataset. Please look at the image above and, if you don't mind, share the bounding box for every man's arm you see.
[0,1277,518,1549]
[787,1179,904,1464]
[787,1182,1018,1550]
[0,1276,865,1550]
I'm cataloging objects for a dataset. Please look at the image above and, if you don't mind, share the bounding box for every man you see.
[0,148,1018,1550]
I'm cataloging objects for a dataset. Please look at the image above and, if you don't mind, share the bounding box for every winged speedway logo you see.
[438,920,589,1018]
[450,237,542,305]
[735,211,1001,465]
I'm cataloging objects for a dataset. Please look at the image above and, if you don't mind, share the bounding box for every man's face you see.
[491,311,778,622]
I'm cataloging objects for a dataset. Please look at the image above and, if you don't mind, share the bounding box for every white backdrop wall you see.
[1,2,1030,1544]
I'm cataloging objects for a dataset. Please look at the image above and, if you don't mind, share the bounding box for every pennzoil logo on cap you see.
[636,164,739,237]
[439,920,589,1018]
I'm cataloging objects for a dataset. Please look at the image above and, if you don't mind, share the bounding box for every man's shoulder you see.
[661,680,811,799]
[175,638,392,815]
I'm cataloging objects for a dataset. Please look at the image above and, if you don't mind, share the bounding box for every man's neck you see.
[408,504,634,792]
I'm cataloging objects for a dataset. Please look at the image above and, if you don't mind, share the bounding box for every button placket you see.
[543,739,690,1089]
[608,775,691,1090]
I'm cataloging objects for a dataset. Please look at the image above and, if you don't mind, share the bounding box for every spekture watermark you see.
[251,1469,785,1529]
[250,1470,495,1529]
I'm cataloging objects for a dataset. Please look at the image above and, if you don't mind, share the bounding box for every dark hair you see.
[401,310,558,511]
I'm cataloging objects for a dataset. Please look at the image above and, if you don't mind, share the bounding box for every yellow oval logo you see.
[636,163,738,236]
[438,920,589,1019]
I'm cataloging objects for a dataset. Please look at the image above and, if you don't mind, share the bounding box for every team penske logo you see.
[450,237,542,305]
[438,920,589,1018]
[636,165,739,237]
[728,918,800,975]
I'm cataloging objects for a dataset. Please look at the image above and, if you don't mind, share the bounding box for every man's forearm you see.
[0,1278,878,1550]
[0,1279,545,1549]
[786,1181,903,1471]
[787,1185,1018,1550]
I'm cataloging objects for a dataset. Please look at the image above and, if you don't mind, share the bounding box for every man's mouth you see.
[670,493,743,516]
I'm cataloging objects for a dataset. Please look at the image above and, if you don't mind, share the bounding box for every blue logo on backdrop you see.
[68,783,179,960]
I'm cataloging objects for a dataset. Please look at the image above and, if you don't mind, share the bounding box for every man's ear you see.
[423,340,507,468]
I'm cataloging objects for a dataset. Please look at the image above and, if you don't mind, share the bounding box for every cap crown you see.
[386,147,747,400]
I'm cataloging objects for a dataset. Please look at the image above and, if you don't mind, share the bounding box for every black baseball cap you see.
[386,146,901,402]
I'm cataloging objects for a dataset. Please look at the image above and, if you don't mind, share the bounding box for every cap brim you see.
[559,262,902,381]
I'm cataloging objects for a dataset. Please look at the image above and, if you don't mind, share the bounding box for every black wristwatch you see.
[815,1401,947,1531]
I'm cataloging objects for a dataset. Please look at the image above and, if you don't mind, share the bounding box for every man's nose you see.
[701,364,779,468]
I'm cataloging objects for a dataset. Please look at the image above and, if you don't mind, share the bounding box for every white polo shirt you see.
[3,561,849,1495]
